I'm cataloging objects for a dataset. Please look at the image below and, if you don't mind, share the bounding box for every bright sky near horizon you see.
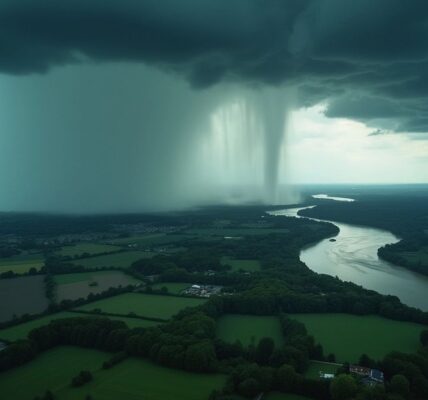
[285,104,428,184]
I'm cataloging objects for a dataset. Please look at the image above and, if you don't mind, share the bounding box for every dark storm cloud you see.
[1,0,428,131]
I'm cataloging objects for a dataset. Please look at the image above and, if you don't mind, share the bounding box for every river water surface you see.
[269,197,428,311]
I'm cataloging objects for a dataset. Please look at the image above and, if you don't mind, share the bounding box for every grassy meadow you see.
[71,251,151,269]
[0,312,78,341]
[109,233,192,247]
[56,243,121,257]
[59,357,225,400]
[0,253,44,274]
[216,314,284,347]
[187,228,288,237]
[221,256,261,272]
[0,347,225,400]
[291,313,425,362]
[76,293,205,320]
[0,346,109,399]
[0,275,48,323]
[54,271,141,301]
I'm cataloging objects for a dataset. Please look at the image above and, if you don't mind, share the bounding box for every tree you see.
[389,374,410,398]
[71,370,93,387]
[359,353,376,369]
[330,374,358,400]
[238,378,261,398]
[275,364,297,392]
[256,337,274,365]
[42,391,54,400]
[184,341,216,372]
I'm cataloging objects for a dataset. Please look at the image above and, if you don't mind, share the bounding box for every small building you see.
[183,284,223,297]
[320,373,335,379]
[350,365,384,385]
[350,365,371,376]
[370,369,384,383]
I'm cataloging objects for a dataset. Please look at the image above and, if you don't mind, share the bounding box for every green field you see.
[0,275,48,323]
[72,251,151,269]
[304,361,340,379]
[60,357,225,400]
[0,312,160,341]
[0,312,79,341]
[0,253,44,274]
[54,271,140,285]
[221,257,261,272]
[187,228,288,237]
[216,314,284,347]
[151,282,191,294]
[265,393,312,400]
[77,293,205,320]
[0,346,109,399]
[109,234,192,247]
[57,243,122,257]
[0,347,225,400]
[54,271,141,301]
[291,313,425,362]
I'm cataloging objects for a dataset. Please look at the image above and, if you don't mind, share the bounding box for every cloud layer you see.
[1,0,428,133]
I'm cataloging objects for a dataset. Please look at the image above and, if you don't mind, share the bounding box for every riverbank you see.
[269,200,428,311]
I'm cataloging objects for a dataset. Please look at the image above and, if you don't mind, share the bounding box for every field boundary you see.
[69,309,168,323]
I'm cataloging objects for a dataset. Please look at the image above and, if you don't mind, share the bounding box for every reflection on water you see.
[269,206,428,311]
[312,194,355,202]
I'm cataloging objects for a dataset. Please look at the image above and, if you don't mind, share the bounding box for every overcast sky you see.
[0,0,428,212]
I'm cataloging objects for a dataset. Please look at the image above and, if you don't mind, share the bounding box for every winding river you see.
[269,196,428,311]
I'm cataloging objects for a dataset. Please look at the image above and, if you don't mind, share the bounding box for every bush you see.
[102,351,127,369]
[420,330,428,346]
[330,374,357,400]
[71,370,93,387]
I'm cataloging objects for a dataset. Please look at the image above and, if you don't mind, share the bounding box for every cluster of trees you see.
[0,317,129,372]
[0,212,186,236]
[44,273,56,305]
[215,361,428,400]
[213,325,323,375]
[215,279,428,325]
[1,304,428,399]
[0,245,20,258]
[126,311,218,372]
[33,390,55,400]
[379,236,428,276]
[59,248,125,262]
[132,250,226,276]
[102,351,127,369]
[380,350,428,398]
[0,266,42,280]
[300,193,428,238]
[278,316,325,369]
[1,312,217,374]
[212,363,330,400]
